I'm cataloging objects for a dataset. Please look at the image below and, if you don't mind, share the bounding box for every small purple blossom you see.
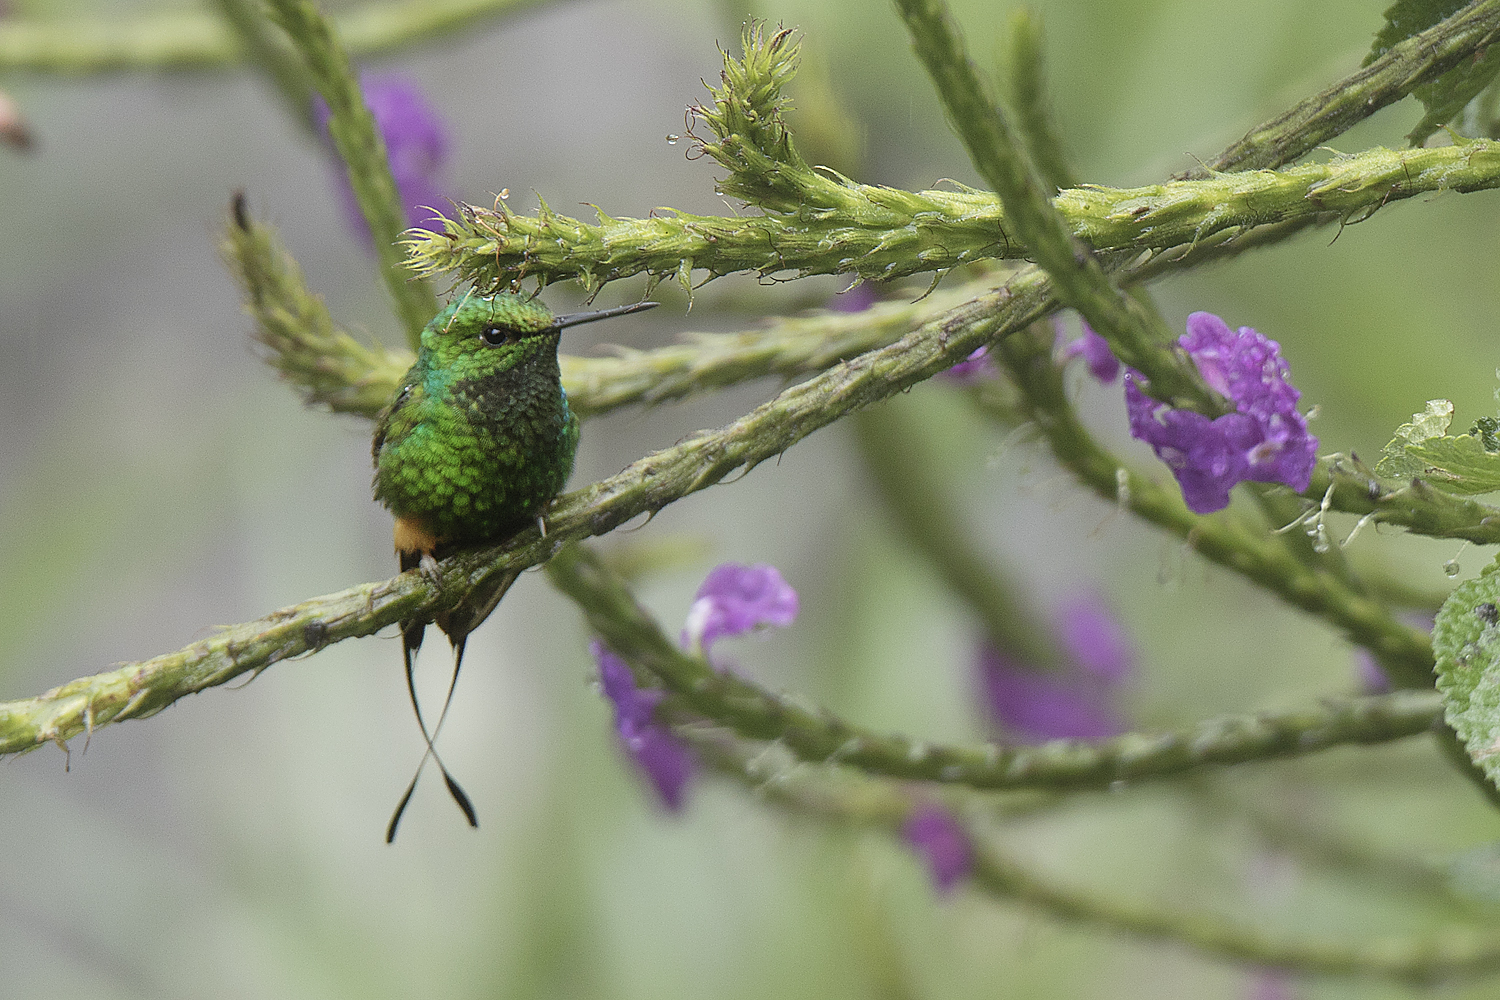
[314,73,451,236]
[1055,592,1136,682]
[976,593,1135,743]
[902,804,973,894]
[832,282,878,313]
[592,641,694,811]
[681,563,799,656]
[941,345,997,383]
[1125,312,1317,514]
[978,645,1126,742]
[593,562,798,810]
[1060,322,1120,383]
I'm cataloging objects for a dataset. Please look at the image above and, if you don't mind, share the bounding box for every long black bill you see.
[552,300,658,330]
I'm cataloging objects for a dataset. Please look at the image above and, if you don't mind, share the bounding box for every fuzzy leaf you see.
[1376,399,1455,479]
[1434,557,1500,791]
[1376,399,1500,494]
[1405,434,1500,494]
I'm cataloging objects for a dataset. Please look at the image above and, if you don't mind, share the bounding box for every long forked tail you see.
[387,619,479,843]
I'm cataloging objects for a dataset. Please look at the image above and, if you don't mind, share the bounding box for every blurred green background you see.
[4,0,1500,996]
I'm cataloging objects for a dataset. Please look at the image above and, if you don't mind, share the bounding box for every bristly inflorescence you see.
[687,24,810,211]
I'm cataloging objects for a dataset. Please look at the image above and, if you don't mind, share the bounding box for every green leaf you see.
[1434,558,1500,791]
[1365,0,1500,145]
[1376,399,1454,480]
[1376,399,1500,494]
[1405,434,1500,494]
[1408,48,1500,145]
[1366,0,1468,64]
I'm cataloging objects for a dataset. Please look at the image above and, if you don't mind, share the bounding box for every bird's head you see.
[419,292,656,379]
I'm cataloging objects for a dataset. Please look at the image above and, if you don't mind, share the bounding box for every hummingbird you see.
[372,290,657,841]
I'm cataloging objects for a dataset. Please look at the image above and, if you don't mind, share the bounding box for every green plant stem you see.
[263,0,437,347]
[967,835,1500,983]
[1191,781,1474,914]
[224,202,997,417]
[1203,0,1500,173]
[223,196,411,415]
[851,403,1058,665]
[686,731,1500,983]
[547,543,1442,789]
[0,0,550,74]
[893,0,1214,409]
[1001,8,1076,193]
[212,0,316,131]
[410,134,1500,311]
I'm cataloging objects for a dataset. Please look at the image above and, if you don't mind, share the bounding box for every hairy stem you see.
[551,543,1441,790]
[263,0,437,346]
[0,0,550,74]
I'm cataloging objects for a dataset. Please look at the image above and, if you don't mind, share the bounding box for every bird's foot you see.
[419,553,442,585]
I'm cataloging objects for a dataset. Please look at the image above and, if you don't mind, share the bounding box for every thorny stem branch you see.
[985,326,1438,685]
[262,0,437,346]
[1202,0,1500,173]
[892,0,1206,409]
[548,543,1443,792]
[406,138,1500,298]
[0,0,550,74]
[16,250,1492,753]
[688,730,1500,984]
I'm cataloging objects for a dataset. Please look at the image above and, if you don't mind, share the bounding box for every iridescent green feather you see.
[373,292,581,543]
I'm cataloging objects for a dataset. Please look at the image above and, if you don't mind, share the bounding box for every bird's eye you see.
[479,325,508,347]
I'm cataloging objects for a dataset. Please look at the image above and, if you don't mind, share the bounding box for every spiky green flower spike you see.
[373,291,657,841]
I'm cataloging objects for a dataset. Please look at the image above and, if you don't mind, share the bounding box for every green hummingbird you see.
[372,290,657,841]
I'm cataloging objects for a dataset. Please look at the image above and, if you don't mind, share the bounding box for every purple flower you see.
[681,563,799,656]
[978,645,1125,742]
[942,345,997,383]
[314,73,451,236]
[592,562,798,810]
[832,281,878,313]
[976,592,1135,743]
[592,640,694,811]
[1060,322,1120,383]
[1055,592,1136,682]
[1125,312,1317,514]
[902,804,973,894]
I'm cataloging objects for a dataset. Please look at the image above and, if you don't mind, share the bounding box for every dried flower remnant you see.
[1125,312,1317,514]
[902,803,973,894]
[315,73,451,236]
[592,641,694,811]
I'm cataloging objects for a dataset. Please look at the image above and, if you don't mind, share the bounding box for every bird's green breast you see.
[373,336,579,543]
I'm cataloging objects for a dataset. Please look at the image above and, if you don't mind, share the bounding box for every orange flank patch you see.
[393,516,442,556]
